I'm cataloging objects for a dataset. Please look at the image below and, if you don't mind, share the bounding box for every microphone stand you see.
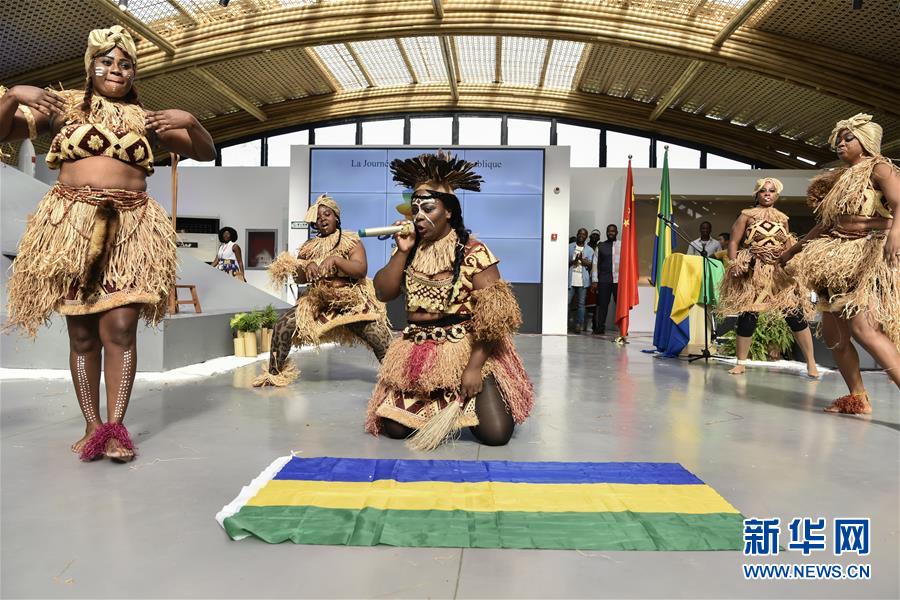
[656,214,723,364]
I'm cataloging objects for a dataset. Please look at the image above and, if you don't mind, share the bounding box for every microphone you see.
[358,223,413,238]
[657,213,679,227]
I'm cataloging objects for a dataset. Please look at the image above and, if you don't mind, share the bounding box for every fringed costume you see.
[365,152,534,450]
[5,89,176,337]
[791,155,900,351]
[253,224,392,387]
[717,205,815,322]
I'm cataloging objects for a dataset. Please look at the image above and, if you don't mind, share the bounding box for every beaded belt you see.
[402,321,470,345]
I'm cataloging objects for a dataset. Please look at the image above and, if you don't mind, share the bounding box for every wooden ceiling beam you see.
[344,43,375,88]
[649,59,703,121]
[439,36,459,102]
[713,0,769,46]
[193,67,267,121]
[537,39,553,88]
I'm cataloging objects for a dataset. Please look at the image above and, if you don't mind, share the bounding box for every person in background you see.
[211,226,246,281]
[587,229,601,251]
[590,224,620,335]
[687,221,723,256]
[568,228,594,333]
[584,229,602,330]
[714,232,731,261]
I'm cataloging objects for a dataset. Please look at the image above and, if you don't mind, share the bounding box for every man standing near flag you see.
[615,157,640,340]
[590,224,620,335]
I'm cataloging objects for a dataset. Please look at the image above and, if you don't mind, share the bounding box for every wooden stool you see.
[169,285,202,314]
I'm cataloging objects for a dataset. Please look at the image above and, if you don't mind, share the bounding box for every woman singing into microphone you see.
[366,151,534,450]
[253,194,393,386]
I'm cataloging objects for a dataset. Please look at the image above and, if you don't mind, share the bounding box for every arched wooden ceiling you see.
[4,0,899,168]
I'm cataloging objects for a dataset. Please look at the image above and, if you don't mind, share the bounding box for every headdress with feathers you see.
[389,150,483,191]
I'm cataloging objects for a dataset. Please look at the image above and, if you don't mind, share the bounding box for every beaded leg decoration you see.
[98,347,137,462]
[71,351,103,456]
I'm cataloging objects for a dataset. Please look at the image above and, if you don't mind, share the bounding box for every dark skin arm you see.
[872,162,900,267]
[728,214,749,261]
[146,109,216,162]
[232,244,246,280]
[460,263,501,399]
[373,220,414,302]
[0,85,66,142]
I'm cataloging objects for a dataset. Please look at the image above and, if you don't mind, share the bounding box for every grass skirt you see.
[365,333,533,434]
[292,280,388,347]
[717,249,814,320]
[5,183,176,336]
[790,232,900,350]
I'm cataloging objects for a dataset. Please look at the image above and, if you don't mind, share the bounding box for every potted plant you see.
[241,310,262,356]
[719,312,795,361]
[259,305,279,353]
[230,312,247,356]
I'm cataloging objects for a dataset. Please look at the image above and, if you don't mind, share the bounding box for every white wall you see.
[542,146,571,335]
[147,166,290,300]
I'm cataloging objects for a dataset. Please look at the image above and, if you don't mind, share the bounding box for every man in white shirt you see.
[590,224,621,335]
[686,221,722,257]
[568,228,594,333]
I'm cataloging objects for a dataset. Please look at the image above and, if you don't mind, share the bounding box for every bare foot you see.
[728,364,746,375]
[806,364,820,378]
[71,423,101,454]
[104,438,135,463]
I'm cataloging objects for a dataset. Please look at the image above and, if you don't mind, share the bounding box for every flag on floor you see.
[651,147,676,306]
[217,457,744,550]
[615,158,640,338]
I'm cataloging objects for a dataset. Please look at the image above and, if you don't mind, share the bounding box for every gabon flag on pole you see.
[615,157,640,339]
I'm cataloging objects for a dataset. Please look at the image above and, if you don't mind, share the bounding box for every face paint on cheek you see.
[94,65,107,77]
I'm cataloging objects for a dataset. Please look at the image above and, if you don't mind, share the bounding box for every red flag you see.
[615,159,640,338]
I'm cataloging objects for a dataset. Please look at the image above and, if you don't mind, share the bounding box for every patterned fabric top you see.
[47,122,153,174]
[740,207,790,250]
[46,90,153,175]
[406,241,499,315]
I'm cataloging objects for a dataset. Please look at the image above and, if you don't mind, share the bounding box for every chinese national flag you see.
[616,159,640,338]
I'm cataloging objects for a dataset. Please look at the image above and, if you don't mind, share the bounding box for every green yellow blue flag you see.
[651,147,676,306]
[218,457,744,550]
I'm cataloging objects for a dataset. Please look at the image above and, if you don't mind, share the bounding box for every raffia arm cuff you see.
[471,279,523,341]
[268,251,307,288]
[18,105,37,139]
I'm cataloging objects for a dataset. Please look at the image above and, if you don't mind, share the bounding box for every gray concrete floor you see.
[1,334,898,599]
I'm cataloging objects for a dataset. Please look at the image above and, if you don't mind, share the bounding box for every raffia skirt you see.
[717,247,815,320]
[292,279,389,347]
[5,183,177,337]
[789,231,899,350]
[364,321,534,434]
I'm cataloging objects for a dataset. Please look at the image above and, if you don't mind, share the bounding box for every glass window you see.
[606,131,650,167]
[657,141,700,168]
[557,123,600,168]
[178,157,215,167]
[706,153,752,169]
[507,118,550,146]
[220,140,261,166]
[410,117,452,145]
[267,130,309,166]
[314,123,356,145]
[362,119,404,145]
[458,117,501,145]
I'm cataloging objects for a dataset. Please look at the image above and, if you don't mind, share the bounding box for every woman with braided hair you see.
[781,114,900,414]
[717,178,818,378]
[253,194,393,386]
[366,151,534,450]
[0,26,215,462]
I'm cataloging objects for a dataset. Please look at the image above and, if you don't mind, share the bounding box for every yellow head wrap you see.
[304,194,341,223]
[752,177,784,197]
[829,113,882,157]
[84,26,138,75]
